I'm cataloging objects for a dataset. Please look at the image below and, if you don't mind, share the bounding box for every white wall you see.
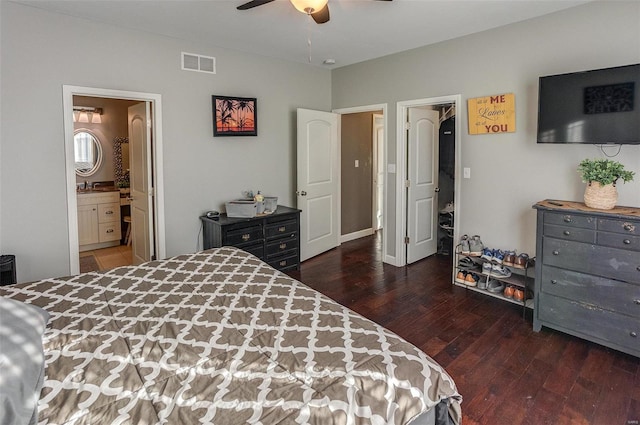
[0,2,331,282]
[332,1,640,258]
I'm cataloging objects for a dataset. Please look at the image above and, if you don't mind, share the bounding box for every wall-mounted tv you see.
[537,63,640,144]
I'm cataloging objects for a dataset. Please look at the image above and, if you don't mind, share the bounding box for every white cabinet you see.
[78,204,99,245]
[77,191,121,252]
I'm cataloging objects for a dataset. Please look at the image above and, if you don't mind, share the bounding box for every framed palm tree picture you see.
[212,95,257,136]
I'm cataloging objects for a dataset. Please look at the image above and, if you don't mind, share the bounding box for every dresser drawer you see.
[224,225,263,246]
[98,222,121,243]
[542,238,640,284]
[597,232,640,252]
[538,294,639,356]
[265,219,298,240]
[544,212,596,229]
[266,237,298,258]
[543,223,595,243]
[98,202,120,223]
[541,265,640,318]
[598,218,639,236]
[267,252,298,271]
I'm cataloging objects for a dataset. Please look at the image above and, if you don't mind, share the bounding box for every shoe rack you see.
[454,245,535,316]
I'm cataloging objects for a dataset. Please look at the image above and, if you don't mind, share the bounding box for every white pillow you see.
[0,297,50,425]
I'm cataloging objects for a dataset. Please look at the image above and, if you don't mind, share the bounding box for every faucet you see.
[85,181,90,189]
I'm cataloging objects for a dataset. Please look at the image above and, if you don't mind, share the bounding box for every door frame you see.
[395,95,461,267]
[332,103,389,262]
[62,85,166,275]
[372,113,384,232]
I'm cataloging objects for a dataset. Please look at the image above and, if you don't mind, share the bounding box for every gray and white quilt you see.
[0,247,461,424]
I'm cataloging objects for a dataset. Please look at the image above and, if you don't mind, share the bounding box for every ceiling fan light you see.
[290,0,328,14]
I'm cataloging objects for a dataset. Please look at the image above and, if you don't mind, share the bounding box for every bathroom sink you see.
[77,187,118,194]
[91,186,117,192]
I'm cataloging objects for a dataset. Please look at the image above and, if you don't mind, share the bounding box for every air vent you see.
[182,52,216,74]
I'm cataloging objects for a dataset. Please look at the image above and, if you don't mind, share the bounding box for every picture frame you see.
[212,95,257,136]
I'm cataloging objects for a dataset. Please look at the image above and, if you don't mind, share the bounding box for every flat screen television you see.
[537,63,640,144]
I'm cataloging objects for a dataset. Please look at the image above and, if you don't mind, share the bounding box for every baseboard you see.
[340,228,374,243]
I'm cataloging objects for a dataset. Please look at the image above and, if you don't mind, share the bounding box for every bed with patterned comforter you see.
[0,247,461,425]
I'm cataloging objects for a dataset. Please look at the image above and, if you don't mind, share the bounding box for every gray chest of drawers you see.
[201,205,301,272]
[533,200,640,357]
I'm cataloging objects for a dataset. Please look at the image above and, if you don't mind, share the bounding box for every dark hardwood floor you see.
[287,233,640,425]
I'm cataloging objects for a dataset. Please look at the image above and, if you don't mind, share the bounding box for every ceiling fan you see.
[237,0,392,25]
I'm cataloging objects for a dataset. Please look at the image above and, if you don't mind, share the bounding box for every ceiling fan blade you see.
[311,4,330,24]
[237,0,275,11]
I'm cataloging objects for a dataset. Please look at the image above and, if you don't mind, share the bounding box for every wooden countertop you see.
[533,199,640,219]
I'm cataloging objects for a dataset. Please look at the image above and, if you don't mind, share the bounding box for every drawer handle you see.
[106,229,114,233]
[105,210,113,215]
[242,234,251,241]
[631,331,638,338]
[624,223,634,232]
[563,230,571,236]
[278,226,286,232]
[279,243,287,250]
[279,260,287,266]
[550,279,557,285]
[563,216,572,223]
[552,250,559,256]
[623,239,631,245]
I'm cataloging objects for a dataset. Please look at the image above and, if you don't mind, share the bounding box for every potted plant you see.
[577,158,635,209]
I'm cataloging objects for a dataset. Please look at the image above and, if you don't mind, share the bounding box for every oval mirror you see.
[74,130,103,177]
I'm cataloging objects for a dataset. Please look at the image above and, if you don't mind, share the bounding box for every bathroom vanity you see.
[77,190,122,252]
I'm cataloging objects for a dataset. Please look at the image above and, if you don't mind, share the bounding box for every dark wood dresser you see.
[533,200,640,357]
[201,205,301,272]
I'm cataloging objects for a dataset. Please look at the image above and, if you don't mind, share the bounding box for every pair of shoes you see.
[458,257,475,268]
[487,279,504,293]
[504,286,515,298]
[490,264,512,278]
[480,248,505,264]
[514,253,530,269]
[455,270,479,286]
[468,235,484,256]
[483,262,511,277]
[503,250,516,267]
[460,234,470,255]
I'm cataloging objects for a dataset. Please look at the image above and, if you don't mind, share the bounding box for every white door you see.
[406,108,439,264]
[296,108,340,261]
[128,102,154,265]
[372,114,384,231]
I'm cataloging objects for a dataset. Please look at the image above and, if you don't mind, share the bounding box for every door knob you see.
[297,191,307,196]
[434,187,440,192]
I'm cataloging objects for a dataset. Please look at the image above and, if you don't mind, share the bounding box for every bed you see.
[0,247,461,425]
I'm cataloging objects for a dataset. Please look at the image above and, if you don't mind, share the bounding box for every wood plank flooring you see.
[287,233,640,425]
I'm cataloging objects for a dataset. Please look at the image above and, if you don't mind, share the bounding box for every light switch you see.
[388,164,396,173]
[355,159,359,168]
[464,167,471,179]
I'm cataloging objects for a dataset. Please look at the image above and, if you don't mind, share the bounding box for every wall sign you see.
[467,93,515,135]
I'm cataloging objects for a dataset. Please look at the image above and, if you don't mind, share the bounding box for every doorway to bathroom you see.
[63,85,166,275]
